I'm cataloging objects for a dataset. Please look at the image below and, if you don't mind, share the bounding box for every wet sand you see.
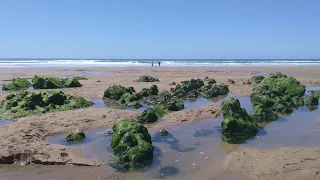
[0,66,320,180]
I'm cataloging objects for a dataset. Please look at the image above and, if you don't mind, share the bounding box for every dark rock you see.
[32,75,82,89]
[66,132,86,143]
[247,76,265,85]
[111,120,153,169]
[159,129,169,136]
[228,79,235,84]
[169,82,176,85]
[103,85,135,100]
[72,76,87,81]
[200,84,229,98]
[137,75,159,82]
[119,92,140,104]
[171,79,204,98]
[250,105,278,122]
[137,108,158,124]
[303,94,319,107]
[64,77,82,88]
[208,79,216,84]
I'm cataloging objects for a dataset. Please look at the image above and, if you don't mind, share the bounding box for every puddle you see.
[184,98,212,110]
[0,119,12,126]
[92,99,108,108]
[123,104,154,112]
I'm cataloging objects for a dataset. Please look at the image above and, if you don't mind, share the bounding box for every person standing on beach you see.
[151,61,153,67]
[158,61,161,67]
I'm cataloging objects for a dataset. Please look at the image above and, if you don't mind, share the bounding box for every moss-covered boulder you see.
[164,100,184,111]
[221,98,260,139]
[200,84,229,98]
[250,105,279,122]
[251,73,306,113]
[64,77,82,88]
[32,75,64,89]
[66,132,86,143]
[138,85,159,97]
[137,108,158,124]
[208,79,216,84]
[72,76,87,81]
[0,91,92,119]
[119,92,140,104]
[2,78,31,91]
[137,75,159,82]
[104,85,135,100]
[154,104,169,117]
[313,91,320,99]
[111,120,153,169]
[171,79,204,98]
[247,76,265,85]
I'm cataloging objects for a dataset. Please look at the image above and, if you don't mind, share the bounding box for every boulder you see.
[32,75,64,89]
[111,120,153,169]
[0,91,92,119]
[221,98,260,139]
[137,108,158,124]
[247,76,265,85]
[164,100,184,111]
[2,78,31,91]
[200,84,229,98]
[66,132,86,143]
[303,94,319,107]
[171,79,204,98]
[119,92,140,104]
[72,76,87,80]
[154,104,169,117]
[104,85,135,100]
[208,79,216,84]
[250,105,279,122]
[138,85,159,97]
[64,77,82,88]
[137,75,159,82]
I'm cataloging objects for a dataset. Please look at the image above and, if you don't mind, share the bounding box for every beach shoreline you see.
[0,66,319,179]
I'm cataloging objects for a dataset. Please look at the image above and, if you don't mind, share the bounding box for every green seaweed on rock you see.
[137,108,158,124]
[32,75,83,89]
[104,85,135,100]
[2,78,31,91]
[0,91,92,119]
[66,132,86,143]
[111,120,153,170]
[250,105,279,122]
[137,75,159,82]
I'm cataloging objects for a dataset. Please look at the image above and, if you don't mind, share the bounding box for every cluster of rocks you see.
[2,78,31,91]
[0,91,92,119]
[221,72,320,143]
[137,75,159,82]
[32,75,85,89]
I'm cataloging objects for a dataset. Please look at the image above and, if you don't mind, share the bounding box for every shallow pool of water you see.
[0,120,12,126]
[305,86,320,96]
[184,98,212,110]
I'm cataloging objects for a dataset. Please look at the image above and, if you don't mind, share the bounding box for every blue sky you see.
[0,0,319,59]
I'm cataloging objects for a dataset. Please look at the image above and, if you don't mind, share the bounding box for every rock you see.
[200,84,229,98]
[204,77,210,81]
[66,132,86,143]
[247,75,265,85]
[137,75,159,82]
[171,79,204,98]
[127,101,143,108]
[137,108,158,124]
[303,94,319,107]
[138,85,159,97]
[159,129,168,136]
[292,96,304,107]
[251,72,306,113]
[64,77,82,88]
[169,82,176,85]
[32,75,64,89]
[221,98,260,142]
[154,104,169,117]
[313,91,320,99]
[228,79,235,84]
[111,120,153,169]
[119,92,140,104]
[164,100,184,111]
[250,105,279,122]
[208,79,216,84]
[2,78,31,91]
[72,76,87,81]
[103,85,135,100]
[0,91,92,119]
[242,82,246,85]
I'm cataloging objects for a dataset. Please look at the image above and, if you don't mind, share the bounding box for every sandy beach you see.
[0,66,320,180]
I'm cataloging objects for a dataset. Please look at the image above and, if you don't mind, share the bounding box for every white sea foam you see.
[0,59,319,68]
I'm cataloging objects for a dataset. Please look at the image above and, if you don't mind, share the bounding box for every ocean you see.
[0,58,319,68]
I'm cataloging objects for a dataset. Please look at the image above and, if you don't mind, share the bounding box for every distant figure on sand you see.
[158,61,161,67]
[151,61,153,67]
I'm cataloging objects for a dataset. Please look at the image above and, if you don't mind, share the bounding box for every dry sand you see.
[0,66,319,179]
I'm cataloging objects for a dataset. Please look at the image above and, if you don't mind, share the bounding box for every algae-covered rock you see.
[111,120,153,169]
[171,79,204,98]
[64,77,82,88]
[72,76,87,80]
[137,75,159,82]
[138,85,159,97]
[292,96,304,107]
[154,104,169,117]
[247,76,265,85]
[159,129,168,136]
[32,75,64,89]
[2,78,31,91]
[200,84,229,99]
[164,100,184,111]
[250,105,279,122]
[303,94,319,107]
[221,98,260,137]
[32,75,83,89]
[313,91,320,99]
[208,79,216,84]
[251,73,306,113]
[119,92,140,104]
[228,79,235,84]
[0,91,92,119]
[137,108,158,124]
[66,132,86,143]
[104,85,135,100]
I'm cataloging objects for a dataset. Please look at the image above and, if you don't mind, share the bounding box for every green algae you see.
[137,75,159,82]
[137,108,158,124]
[111,120,153,170]
[2,78,31,91]
[0,91,92,119]
[32,75,83,89]
[66,132,86,143]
